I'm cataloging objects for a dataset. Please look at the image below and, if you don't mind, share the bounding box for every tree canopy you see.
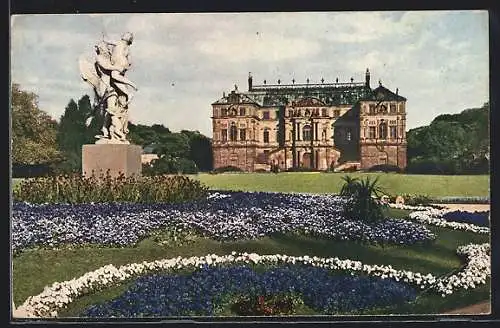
[407,102,489,174]
[11,83,61,165]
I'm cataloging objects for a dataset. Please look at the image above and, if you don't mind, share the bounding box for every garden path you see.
[442,301,491,315]
[433,204,490,212]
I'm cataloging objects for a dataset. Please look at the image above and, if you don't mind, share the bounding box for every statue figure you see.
[79,32,138,143]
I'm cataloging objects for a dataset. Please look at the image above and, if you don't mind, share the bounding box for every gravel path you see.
[442,301,491,315]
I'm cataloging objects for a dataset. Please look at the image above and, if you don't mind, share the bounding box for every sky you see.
[11,11,489,137]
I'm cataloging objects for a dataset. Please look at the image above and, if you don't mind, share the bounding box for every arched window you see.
[230,123,238,141]
[302,125,312,141]
[379,121,387,139]
[263,129,270,143]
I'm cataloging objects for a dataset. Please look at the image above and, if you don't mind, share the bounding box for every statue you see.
[79,32,138,144]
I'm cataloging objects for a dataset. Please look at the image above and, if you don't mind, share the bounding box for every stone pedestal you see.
[82,144,142,178]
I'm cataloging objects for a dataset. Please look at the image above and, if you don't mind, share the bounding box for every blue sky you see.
[11,11,489,137]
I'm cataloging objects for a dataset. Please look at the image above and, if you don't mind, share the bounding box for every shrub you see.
[286,167,319,172]
[12,171,209,204]
[144,157,199,175]
[367,164,402,173]
[213,166,243,173]
[340,175,385,223]
[389,193,433,206]
[432,196,490,204]
[405,159,458,175]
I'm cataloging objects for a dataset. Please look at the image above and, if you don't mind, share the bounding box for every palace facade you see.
[211,69,407,172]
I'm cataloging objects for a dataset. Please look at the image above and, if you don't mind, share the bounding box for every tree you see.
[407,102,489,174]
[55,95,98,172]
[11,83,61,165]
[181,130,214,171]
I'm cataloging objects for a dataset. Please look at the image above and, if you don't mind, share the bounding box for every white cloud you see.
[197,32,321,63]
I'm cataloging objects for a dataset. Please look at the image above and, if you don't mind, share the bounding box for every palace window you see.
[263,111,270,119]
[302,125,312,141]
[369,104,376,114]
[322,108,328,117]
[379,105,388,114]
[334,109,341,117]
[263,129,270,143]
[368,127,376,139]
[322,129,327,141]
[346,128,352,141]
[288,110,293,117]
[239,107,246,116]
[222,108,228,116]
[239,129,246,141]
[390,104,396,114]
[263,150,270,162]
[230,123,238,141]
[276,110,280,118]
[221,129,228,142]
[390,126,397,139]
[379,121,387,139]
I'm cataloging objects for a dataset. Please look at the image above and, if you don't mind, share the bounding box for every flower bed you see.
[81,265,417,317]
[408,209,490,234]
[432,196,490,205]
[441,211,490,228]
[12,191,435,253]
[16,243,490,318]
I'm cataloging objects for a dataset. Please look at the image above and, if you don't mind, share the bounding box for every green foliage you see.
[407,102,489,174]
[149,226,200,247]
[340,175,385,223]
[55,95,100,173]
[212,166,244,173]
[13,172,209,204]
[181,130,214,171]
[388,193,433,206]
[368,164,402,173]
[11,83,62,165]
[144,156,198,175]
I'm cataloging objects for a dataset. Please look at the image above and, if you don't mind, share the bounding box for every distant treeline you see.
[11,83,489,177]
[406,102,489,175]
[11,83,212,177]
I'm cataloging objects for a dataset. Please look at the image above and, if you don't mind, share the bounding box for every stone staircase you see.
[334,161,361,172]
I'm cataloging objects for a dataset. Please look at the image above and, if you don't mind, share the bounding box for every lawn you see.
[195,172,490,198]
[13,173,490,198]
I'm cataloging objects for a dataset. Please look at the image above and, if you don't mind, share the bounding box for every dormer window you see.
[369,104,375,114]
[390,104,396,114]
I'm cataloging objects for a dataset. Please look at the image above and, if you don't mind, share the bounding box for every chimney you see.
[248,72,253,91]
[365,68,371,88]
[396,88,399,95]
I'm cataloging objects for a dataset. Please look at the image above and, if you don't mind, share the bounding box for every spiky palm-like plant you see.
[340,175,386,223]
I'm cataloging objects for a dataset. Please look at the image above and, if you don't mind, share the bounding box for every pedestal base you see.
[82,144,142,178]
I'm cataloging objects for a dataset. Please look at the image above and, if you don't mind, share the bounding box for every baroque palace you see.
[211,69,407,172]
